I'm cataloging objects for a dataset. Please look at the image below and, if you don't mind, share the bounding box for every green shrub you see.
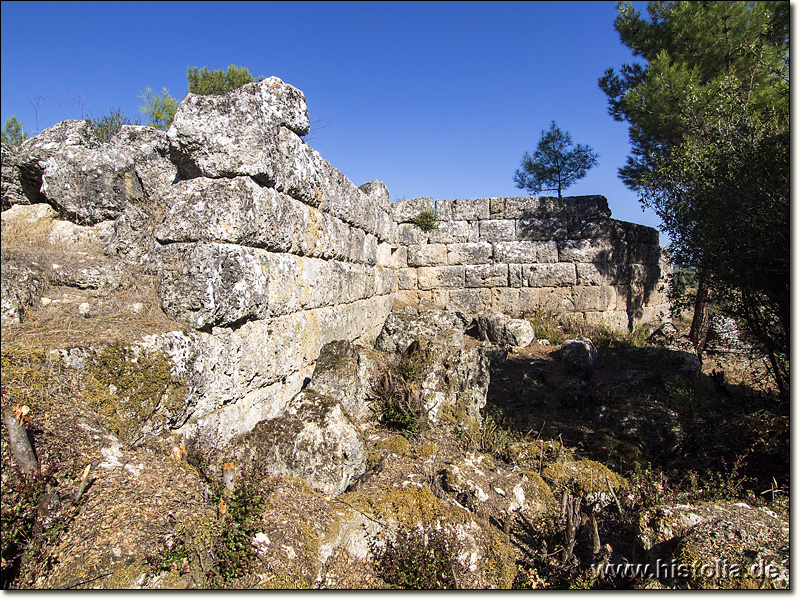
[2,116,27,146]
[88,107,139,143]
[139,87,178,130]
[411,210,437,231]
[187,64,262,96]
[370,523,465,589]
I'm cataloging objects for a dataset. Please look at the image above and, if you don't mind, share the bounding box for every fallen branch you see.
[2,404,39,475]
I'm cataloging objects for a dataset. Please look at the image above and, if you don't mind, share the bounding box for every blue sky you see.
[1,1,662,238]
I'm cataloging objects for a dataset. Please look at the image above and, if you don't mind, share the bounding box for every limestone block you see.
[509,264,523,288]
[572,285,617,311]
[501,196,547,218]
[448,288,491,315]
[576,262,630,286]
[447,242,492,265]
[376,242,392,267]
[390,245,407,268]
[584,310,630,332]
[538,287,576,312]
[466,264,509,288]
[434,198,454,221]
[611,219,660,244]
[397,268,417,290]
[397,222,429,246]
[516,217,569,241]
[489,197,506,217]
[558,239,626,263]
[522,263,576,288]
[630,263,662,284]
[477,313,535,348]
[493,240,557,264]
[388,197,434,223]
[235,389,366,497]
[451,198,490,221]
[518,288,540,312]
[407,243,448,267]
[627,242,661,265]
[490,288,521,316]
[358,179,391,211]
[417,266,465,290]
[479,219,516,242]
[157,242,394,329]
[427,220,479,244]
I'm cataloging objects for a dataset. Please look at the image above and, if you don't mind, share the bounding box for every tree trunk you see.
[1,404,39,475]
[690,267,713,355]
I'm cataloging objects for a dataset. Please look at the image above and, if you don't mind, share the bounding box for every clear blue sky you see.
[1,1,662,238]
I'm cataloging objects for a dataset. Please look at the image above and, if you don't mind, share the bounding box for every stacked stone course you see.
[389,195,669,330]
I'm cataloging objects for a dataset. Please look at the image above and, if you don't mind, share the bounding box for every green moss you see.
[0,346,65,412]
[376,435,411,457]
[82,341,186,446]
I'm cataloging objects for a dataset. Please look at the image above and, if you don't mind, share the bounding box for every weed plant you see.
[370,523,466,589]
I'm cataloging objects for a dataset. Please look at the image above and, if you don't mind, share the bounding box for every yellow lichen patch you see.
[81,341,187,446]
[375,434,411,457]
[507,439,568,467]
[541,459,625,496]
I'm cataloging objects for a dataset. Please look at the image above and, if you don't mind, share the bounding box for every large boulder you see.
[306,340,388,425]
[634,502,789,589]
[228,390,366,498]
[14,121,143,225]
[476,313,535,349]
[404,339,490,425]
[560,337,598,381]
[375,305,471,354]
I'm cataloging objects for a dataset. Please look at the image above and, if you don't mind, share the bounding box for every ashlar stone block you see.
[479,219,516,242]
[407,243,448,267]
[447,242,493,265]
[522,263,577,288]
[417,266,465,290]
[465,264,509,288]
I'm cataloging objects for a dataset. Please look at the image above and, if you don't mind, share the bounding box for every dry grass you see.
[2,211,184,350]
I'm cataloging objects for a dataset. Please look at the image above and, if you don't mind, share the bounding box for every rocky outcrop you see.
[375,305,471,354]
[634,502,789,589]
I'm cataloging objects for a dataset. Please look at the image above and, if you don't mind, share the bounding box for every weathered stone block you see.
[448,288,491,315]
[407,243,447,267]
[489,197,505,217]
[451,198,490,221]
[490,288,521,316]
[417,266,465,290]
[627,243,661,265]
[516,217,570,241]
[630,263,662,284]
[576,262,630,286]
[466,264,508,288]
[584,310,630,332]
[522,263,576,288]
[479,219,516,242]
[537,287,576,312]
[558,239,626,263]
[572,285,617,311]
[447,242,492,265]
[509,264,523,288]
[358,179,391,211]
[397,268,417,290]
[427,219,479,244]
[388,197,434,223]
[397,222,429,246]
[493,240,558,263]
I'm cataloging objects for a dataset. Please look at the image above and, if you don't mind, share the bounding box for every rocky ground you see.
[1,287,789,589]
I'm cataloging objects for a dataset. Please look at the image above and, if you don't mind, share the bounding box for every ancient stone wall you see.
[388,195,669,330]
[1,76,669,441]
